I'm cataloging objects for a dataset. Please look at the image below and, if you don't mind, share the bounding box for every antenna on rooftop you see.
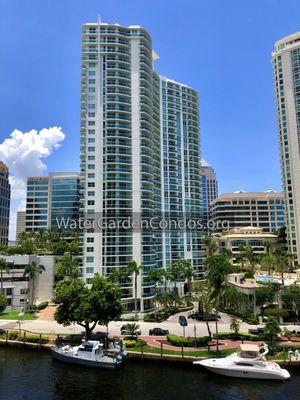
[97,14,102,27]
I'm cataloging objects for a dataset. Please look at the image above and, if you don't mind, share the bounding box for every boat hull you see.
[51,348,124,370]
[202,365,289,380]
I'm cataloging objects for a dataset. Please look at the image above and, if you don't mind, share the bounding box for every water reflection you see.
[0,348,299,400]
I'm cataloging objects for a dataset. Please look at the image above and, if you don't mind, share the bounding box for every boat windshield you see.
[237,350,259,359]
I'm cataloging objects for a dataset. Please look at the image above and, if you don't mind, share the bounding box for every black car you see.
[188,312,220,321]
[149,328,169,336]
[248,328,264,335]
[120,324,142,335]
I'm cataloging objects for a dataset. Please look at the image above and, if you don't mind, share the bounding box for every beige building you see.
[210,190,284,233]
[0,255,55,311]
[272,32,300,262]
[214,226,277,265]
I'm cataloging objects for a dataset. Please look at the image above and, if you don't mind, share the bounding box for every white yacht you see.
[193,344,290,381]
[51,340,127,369]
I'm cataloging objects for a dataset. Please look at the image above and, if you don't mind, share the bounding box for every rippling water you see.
[0,347,299,400]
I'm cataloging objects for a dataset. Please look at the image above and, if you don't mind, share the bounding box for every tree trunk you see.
[205,315,212,338]
[215,309,219,352]
[134,273,138,319]
[0,269,3,294]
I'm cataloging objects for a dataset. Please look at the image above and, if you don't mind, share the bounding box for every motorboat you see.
[193,343,290,380]
[51,339,127,369]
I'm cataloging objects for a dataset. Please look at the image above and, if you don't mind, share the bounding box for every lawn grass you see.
[128,343,236,358]
[0,311,36,320]
[269,351,288,361]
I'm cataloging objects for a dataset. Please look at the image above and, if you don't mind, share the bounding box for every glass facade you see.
[0,162,10,245]
[25,173,80,233]
[80,22,204,312]
[272,33,300,260]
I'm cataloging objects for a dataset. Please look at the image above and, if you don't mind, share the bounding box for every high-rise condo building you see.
[272,32,300,261]
[200,159,218,229]
[80,21,203,313]
[16,211,26,242]
[25,172,80,233]
[0,161,10,245]
[210,190,284,233]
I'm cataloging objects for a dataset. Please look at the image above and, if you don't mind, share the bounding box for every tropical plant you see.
[273,247,289,285]
[281,285,300,321]
[54,275,122,340]
[244,246,259,276]
[192,281,213,338]
[23,261,45,305]
[108,267,130,286]
[206,254,233,351]
[230,317,240,336]
[203,235,218,256]
[128,261,142,319]
[123,323,141,339]
[148,269,164,320]
[55,254,79,281]
[260,253,276,275]
[263,316,281,353]
[0,293,7,313]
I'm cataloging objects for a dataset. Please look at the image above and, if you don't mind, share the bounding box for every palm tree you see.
[273,246,289,285]
[260,253,276,275]
[203,235,218,256]
[0,258,11,294]
[55,254,79,281]
[128,261,142,319]
[23,261,45,306]
[206,254,232,351]
[160,269,172,293]
[108,267,130,286]
[244,246,258,276]
[264,240,274,255]
[123,323,141,339]
[179,260,194,304]
[236,244,247,270]
[148,269,164,320]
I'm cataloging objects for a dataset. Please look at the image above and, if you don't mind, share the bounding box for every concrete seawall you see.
[1,338,300,368]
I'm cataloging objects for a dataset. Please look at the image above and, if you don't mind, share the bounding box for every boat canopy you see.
[239,344,260,352]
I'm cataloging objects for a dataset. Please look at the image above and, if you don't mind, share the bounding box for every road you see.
[1,311,299,337]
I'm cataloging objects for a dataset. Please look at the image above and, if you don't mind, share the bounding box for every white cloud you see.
[0,127,65,240]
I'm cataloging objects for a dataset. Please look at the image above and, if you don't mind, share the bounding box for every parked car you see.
[188,312,220,321]
[248,328,264,335]
[149,328,169,336]
[120,324,142,336]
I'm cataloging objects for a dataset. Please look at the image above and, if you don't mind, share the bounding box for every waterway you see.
[0,347,299,400]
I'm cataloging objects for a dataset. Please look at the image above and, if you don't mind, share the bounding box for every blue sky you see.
[0,0,299,195]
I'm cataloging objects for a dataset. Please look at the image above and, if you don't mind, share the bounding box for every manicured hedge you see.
[178,305,194,312]
[36,301,49,311]
[167,334,209,347]
[212,331,260,341]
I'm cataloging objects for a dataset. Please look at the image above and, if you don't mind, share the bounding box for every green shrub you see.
[25,335,49,344]
[265,308,289,319]
[178,305,193,312]
[167,334,209,347]
[8,331,19,340]
[212,331,259,341]
[123,339,137,348]
[36,301,49,311]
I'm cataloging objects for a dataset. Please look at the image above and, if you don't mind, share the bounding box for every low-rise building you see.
[214,226,277,265]
[0,255,55,311]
